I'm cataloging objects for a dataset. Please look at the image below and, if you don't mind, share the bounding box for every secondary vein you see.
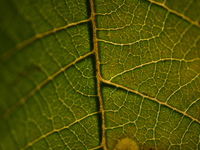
[101,78,200,124]
[0,51,94,123]
[147,0,200,28]
[0,18,91,65]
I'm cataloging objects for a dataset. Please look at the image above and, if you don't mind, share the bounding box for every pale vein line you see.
[166,73,200,103]
[0,51,94,122]
[0,18,91,64]
[88,145,103,150]
[146,0,200,28]
[96,0,141,31]
[21,111,100,150]
[90,0,107,149]
[95,0,125,16]
[180,120,193,148]
[97,36,158,46]
[100,77,200,124]
[109,58,196,81]
[185,98,200,113]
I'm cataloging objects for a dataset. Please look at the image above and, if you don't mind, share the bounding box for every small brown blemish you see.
[115,137,139,150]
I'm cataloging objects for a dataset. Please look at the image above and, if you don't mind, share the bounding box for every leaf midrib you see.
[89,0,107,149]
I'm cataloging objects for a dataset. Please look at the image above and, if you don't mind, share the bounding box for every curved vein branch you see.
[146,0,200,28]
[109,58,199,81]
[100,77,200,124]
[0,51,94,122]
[21,111,100,150]
[0,18,91,64]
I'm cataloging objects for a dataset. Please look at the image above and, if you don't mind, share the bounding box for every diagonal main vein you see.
[0,18,91,64]
[21,111,100,150]
[0,51,94,123]
[147,0,200,28]
[101,77,200,124]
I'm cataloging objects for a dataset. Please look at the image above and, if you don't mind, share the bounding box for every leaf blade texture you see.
[0,0,200,149]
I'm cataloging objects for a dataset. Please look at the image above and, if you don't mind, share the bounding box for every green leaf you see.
[0,0,200,149]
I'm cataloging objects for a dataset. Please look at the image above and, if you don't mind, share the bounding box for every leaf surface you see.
[0,0,200,150]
